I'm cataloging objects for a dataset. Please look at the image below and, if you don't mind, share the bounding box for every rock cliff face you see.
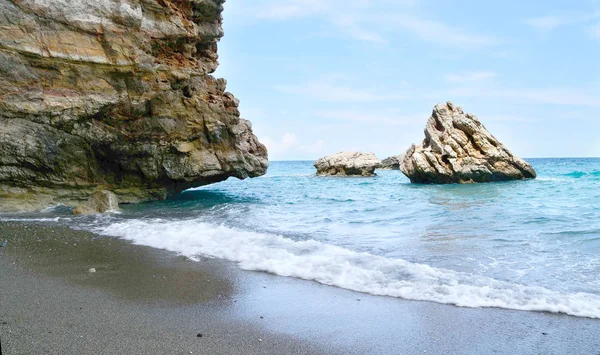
[0,0,268,211]
[401,102,536,184]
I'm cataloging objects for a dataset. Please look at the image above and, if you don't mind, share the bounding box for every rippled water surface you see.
[4,159,600,317]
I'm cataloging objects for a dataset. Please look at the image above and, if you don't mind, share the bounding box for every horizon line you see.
[268,157,600,162]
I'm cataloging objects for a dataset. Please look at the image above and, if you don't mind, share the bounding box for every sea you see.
[3,158,600,318]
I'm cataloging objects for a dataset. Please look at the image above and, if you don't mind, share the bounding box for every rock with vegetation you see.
[400,102,536,184]
[379,155,403,170]
[0,0,268,212]
[314,152,381,177]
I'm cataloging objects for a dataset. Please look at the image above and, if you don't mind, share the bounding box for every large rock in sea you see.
[379,155,403,170]
[0,0,268,212]
[400,102,536,184]
[314,152,381,177]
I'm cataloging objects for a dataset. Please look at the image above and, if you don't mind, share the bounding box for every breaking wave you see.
[94,218,600,319]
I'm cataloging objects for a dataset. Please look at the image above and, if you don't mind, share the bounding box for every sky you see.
[214,0,600,160]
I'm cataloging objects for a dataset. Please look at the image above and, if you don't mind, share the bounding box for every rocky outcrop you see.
[73,190,119,215]
[400,102,536,184]
[379,155,403,170]
[314,152,381,177]
[0,0,268,212]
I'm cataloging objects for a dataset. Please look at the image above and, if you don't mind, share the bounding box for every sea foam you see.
[0,217,66,222]
[95,218,600,319]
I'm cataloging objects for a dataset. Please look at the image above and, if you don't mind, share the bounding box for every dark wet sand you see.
[1,222,599,354]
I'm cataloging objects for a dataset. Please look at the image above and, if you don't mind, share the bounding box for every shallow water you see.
[3,158,600,318]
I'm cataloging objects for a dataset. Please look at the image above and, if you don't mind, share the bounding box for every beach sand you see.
[1,222,599,354]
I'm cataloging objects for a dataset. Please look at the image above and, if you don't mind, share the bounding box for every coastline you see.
[1,222,599,354]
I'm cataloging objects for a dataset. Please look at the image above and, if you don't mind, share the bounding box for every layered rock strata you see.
[314,152,381,177]
[400,102,536,184]
[0,0,268,211]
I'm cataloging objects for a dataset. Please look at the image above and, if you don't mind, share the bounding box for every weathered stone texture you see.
[0,0,268,211]
[379,155,403,170]
[400,102,536,184]
[314,152,381,177]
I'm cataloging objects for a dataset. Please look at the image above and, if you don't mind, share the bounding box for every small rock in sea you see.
[314,152,381,177]
[88,268,97,273]
[379,155,403,170]
[197,333,203,338]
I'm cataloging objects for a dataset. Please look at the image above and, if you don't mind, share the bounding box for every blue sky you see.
[215,0,600,160]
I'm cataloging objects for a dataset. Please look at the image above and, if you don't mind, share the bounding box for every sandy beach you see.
[1,222,599,355]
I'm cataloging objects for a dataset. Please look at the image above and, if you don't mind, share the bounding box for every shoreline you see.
[1,222,599,354]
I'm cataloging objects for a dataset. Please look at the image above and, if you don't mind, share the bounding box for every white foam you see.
[40,204,68,213]
[95,219,600,319]
[0,217,66,222]
[537,177,568,182]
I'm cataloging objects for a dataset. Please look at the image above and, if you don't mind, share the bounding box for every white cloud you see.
[316,110,424,126]
[523,12,600,33]
[523,15,580,32]
[262,133,298,151]
[369,14,497,48]
[479,114,541,124]
[256,0,327,20]
[331,15,387,43]
[276,75,600,107]
[301,139,326,154]
[252,0,495,48]
[261,133,325,160]
[444,71,498,83]
[274,80,411,102]
[588,23,600,39]
[256,0,391,44]
[448,87,600,107]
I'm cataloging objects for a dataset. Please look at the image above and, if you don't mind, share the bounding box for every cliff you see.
[0,0,268,211]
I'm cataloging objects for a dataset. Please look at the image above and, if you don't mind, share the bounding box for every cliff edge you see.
[0,0,268,211]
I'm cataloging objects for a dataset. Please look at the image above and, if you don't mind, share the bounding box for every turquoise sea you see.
[4,158,600,318]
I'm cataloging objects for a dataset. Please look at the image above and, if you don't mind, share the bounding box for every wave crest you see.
[94,218,600,319]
